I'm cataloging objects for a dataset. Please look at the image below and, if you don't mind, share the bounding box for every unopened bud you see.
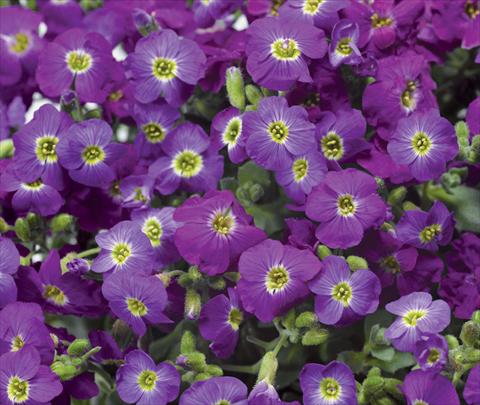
[257,351,278,385]
[185,352,207,372]
[180,330,196,354]
[133,9,158,36]
[460,321,480,347]
[194,373,210,381]
[50,214,73,232]
[226,67,246,111]
[67,339,90,356]
[14,217,30,242]
[316,245,331,259]
[206,364,223,376]
[50,359,78,381]
[302,328,328,346]
[446,335,460,349]
[295,311,318,329]
[346,255,368,271]
[66,257,90,275]
[208,276,226,291]
[0,217,9,233]
[0,139,14,159]
[245,84,262,106]
[248,183,264,202]
[185,289,202,320]
[402,201,419,211]
[387,186,407,205]
[472,310,480,324]
[455,121,470,158]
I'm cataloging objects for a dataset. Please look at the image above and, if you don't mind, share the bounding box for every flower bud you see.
[185,351,207,372]
[226,67,246,111]
[133,8,158,36]
[194,373,210,381]
[248,183,264,202]
[0,217,9,233]
[302,328,329,346]
[316,244,331,259]
[67,338,90,356]
[66,257,90,275]
[50,213,73,232]
[402,201,419,211]
[387,186,407,205]
[455,121,469,158]
[446,334,460,349]
[208,276,226,291]
[347,255,368,271]
[185,289,202,320]
[0,139,14,159]
[14,217,30,242]
[460,320,480,347]
[472,310,480,324]
[468,135,480,163]
[180,330,196,354]
[245,84,263,106]
[205,364,223,376]
[50,357,78,381]
[295,311,318,329]
[257,351,278,385]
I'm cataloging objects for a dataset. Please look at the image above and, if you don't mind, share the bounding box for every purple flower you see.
[305,169,387,249]
[174,190,266,275]
[192,0,242,28]
[36,28,114,102]
[57,119,122,188]
[275,151,327,205]
[148,123,223,195]
[414,333,448,372]
[116,349,179,405]
[309,255,381,326]
[439,232,480,319]
[199,288,243,359]
[384,292,451,352]
[360,230,419,292]
[387,109,458,181]
[245,15,327,90]
[0,167,64,216]
[396,201,455,251]
[401,369,460,405]
[17,250,104,316]
[238,239,321,322]
[211,107,247,164]
[0,6,43,87]
[65,257,90,275]
[362,51,437,133]
[131,207,180,268]
[464,364,480,405]
[119,175,154,210]
[300,361,357,405]
[249,379,300,405]
[102,271,170,336]
[127,29,206,106]
[0,237,19,309]
[0,302,54,365]
[314,109,369,166]
[133,102,179,159]
[329,20,362,68]
[466,96,480,140]
[281,0,348,30]
[92,220,153,274]
[244,97,316,170]
[38,0,83,37]
[0,347,62,405]
[179,376,248,405]
[12,104,72,190]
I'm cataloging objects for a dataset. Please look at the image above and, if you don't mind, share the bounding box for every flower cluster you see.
[0,0,479,404]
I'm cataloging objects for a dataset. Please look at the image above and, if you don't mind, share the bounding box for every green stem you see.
[222,361,261,375]
[272,332,288,357]
[89,362,115,393]
[164,270,186,278]
[77,247,101,258]
[452,370,464,387]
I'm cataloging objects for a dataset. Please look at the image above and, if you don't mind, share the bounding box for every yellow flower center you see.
[337,194,356,217]
[10,32,30,54]
[320,377,342,400]
[142,123,166,144]
[223,117,242,147]
[268,120,289,144]
[143,218,163,247]
[321,132,344,160]
[211,212,235,236]
[227,308,243,330]
[293,158,308,182]
[82,145,105,165]
[465,0,480,19]
[401,80,417,109]
[35,135,59,163]
[172,150,203,178]
[7,376,29,403]
[336,38,353,56]
[266,265,289,293]
[137,370,157,391]
[403,309,427,327]
[152,57,177,81]
[66,50,92,74]
[43,284,67,306]
[332,281,352,307]
[371,13,393,28]
[303,0,324,15]
[271,38,301,61]
[127,297,148,317]
[11,335,25,352]
[419,224,442,243]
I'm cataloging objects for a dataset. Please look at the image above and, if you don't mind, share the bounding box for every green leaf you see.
[364,310,395,340]
[371,346,395,362]
[369,351,415,373]
[337,351,367,374]
[238,161,271,188]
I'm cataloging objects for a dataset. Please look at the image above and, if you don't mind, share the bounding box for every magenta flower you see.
[174,190,266,275]
[116,350,179,405]
[396,201,455,252]
[306,169,387,249]
[12,104,72,190]
[36,28,114,102]
[384,292,451,352]
[102,271,170,336]
[148,123,223,194]
[0,347,62,405]
[238,239,321,322]
[127,29,206,106]
[387,109,458,181]
[199,288,243,359]
[300,361,357,405]
[246,15,327,90]
[309,255,381,326]
[401,370,460,405]
[57,119,123,188]
[244,96,316,170]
